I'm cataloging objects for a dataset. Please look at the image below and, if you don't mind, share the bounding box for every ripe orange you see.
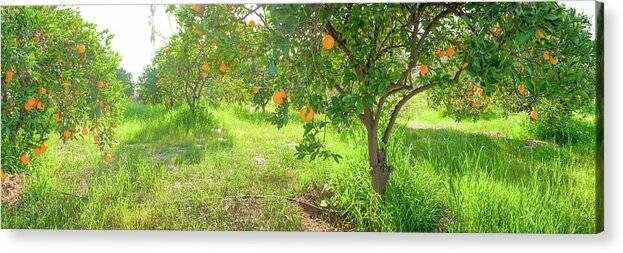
[299,106,314,123]
[39,87,47,95]
[5,67,14,83]
[322,34,335,50]
[543,51,550,60]
[529,110,538,121]
[40,143,48,153]
[193,4,202,13]
[21,153,30,166]
[24,97,37,112]
[104,153,113,162]
[82,127,89,136]
[36,100,44,110]
[549,58,558,65]
[420,64,429,76]
[53,112,62,122]
[219,63,227,74]
[518,84,527,95]
[272,89,286,106]
[447,47,456,57]
[63,129,70,142]
[201,63,209,72]
[252,85,260,95]
[97,80,107,89]
[248,20,256,28]
[77,43,86,55]
[34,146,42,156]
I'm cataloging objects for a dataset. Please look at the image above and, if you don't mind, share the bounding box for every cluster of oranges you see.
[23,96,44,112]
[542,51,558,65]
[21,143,48,166]
[435,47,456,58]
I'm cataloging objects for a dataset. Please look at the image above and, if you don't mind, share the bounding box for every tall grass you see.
[2,101,597,233]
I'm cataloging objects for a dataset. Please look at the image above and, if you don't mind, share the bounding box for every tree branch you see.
[381,83,435,144]
[325,21,365,80]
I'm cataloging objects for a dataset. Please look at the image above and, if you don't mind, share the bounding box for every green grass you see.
[1,98,597,233]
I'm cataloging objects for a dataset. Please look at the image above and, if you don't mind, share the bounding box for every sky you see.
[74,1,596,82]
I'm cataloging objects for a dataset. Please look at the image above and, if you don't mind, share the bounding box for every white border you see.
[1,1,621,253]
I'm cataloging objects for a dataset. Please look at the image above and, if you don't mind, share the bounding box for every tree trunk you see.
[365,121,393,194]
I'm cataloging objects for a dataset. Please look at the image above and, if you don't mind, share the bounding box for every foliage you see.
[1,6,125,173]
[115,68,134,98]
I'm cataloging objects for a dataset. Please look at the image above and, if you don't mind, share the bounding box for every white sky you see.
[74,1,596,82]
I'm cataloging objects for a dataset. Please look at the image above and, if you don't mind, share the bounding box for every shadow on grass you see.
[395,126,589,190]
[122,104,233,166]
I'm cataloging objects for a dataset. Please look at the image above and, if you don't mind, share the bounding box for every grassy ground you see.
[1,97,597,233]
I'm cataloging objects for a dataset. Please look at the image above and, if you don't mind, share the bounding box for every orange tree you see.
[1,6,125,173]
[259,2,595,193]
[143,4,257,114]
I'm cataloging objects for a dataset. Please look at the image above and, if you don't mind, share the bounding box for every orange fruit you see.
[322,34,335,50]
[63,129,70,141]
[299,106,314,123]
[21,153,30,166]
[227,4,234,12]
[36,100,44,110]
[24,97,37,111]
[529,110,538,121]
[82,127,89,136]
[77,43,86,55]
[272,89,286,106]
[96,80,107,89]
[248,20,256,28]
[34,146,42,156]
[193,4,202,13]
[201,63,209,72]
[40,143,47,153]
[0,170,7,183]
[104,153,113,162]
[39,87,47,95]
[549,58,558,65]
[53,112,62,122]
[447,47,456,57]
[219,63,227,74]
[252,85,260,95]
[5,67,14,83]
[518,84,527,95]
[420,64,429,76]
[543,51,550,60]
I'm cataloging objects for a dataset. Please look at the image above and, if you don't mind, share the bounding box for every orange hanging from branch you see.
[322,34,335,50]
[272,89,287,106]
[299,106,314,123]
